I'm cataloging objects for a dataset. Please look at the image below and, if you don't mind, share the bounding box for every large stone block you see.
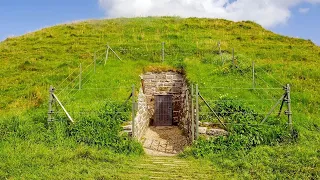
[123,125,132,131]
[206,128,228,136]
[143,74,155,79]
[155,74,166,79]
[163,82,174,87]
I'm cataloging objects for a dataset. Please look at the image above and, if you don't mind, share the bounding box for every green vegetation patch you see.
[0,17,319,179]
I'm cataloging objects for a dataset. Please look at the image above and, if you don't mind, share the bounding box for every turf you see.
[0,17,319,179]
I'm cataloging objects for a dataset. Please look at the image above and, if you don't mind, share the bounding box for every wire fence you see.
[43,41,292,133]
[50,41,286,92]
[194,84,291,134]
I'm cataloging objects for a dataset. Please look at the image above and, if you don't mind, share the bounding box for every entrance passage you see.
[154,95,173,126]
[142,126,188,156]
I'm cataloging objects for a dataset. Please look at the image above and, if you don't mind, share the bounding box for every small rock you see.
[203,122,214,127]
[123,125,132,130]
[199,127,207,134]
[207,128,228,136]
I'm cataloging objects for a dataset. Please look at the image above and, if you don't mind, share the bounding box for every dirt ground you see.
[141,126,188,156]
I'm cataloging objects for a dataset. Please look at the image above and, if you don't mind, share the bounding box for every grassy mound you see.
[0,17,319,179]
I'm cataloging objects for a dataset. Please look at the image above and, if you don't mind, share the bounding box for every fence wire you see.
[47,41,289,129]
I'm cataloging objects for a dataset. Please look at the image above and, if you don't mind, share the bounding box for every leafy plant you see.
[185,99,293,158]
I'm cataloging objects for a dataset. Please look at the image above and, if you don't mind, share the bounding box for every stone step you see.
[122,125,132,130]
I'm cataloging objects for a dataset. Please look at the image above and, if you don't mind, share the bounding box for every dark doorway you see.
[154,95,173,126]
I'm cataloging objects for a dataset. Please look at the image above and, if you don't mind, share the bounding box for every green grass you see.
[0,17,319,179]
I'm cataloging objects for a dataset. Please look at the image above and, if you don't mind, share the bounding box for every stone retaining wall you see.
[133,88,151,141]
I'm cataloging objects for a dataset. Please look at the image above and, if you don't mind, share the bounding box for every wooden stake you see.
[191,85,195,142]
[105,46,109,65]
[261,93,286,124]
[286,84,293,132]
[195,84,199,140]
[48,86,54,123]
[132,85,135,138]
[198,93,227,129]
[52,93,74,123]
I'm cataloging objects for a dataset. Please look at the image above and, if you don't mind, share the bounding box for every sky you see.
[0,0,319,45]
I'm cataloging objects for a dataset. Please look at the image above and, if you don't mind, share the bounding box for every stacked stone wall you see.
[133,88,151,141]
[141,72,190,137]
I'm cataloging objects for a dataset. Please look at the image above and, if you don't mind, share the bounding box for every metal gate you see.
[154,95,173,126]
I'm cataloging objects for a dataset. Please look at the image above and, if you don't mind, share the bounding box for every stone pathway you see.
[114,126,227,179]
[141,126,188,156]
[120,156,222,179]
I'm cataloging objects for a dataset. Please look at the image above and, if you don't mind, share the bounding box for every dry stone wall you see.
[133,88,151,141]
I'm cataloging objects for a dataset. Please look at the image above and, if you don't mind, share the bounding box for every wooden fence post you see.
[105,46,109,66]
[48,86,55,123]
[286,84,293,132]
[191,85,195,142]
[195,84,199,140]
[131,85,135,138]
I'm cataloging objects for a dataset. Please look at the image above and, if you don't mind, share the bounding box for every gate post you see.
[195,84,199,140]
[48,86,55,123]
[285,84,293,132]
[191,85,195,142]
[131,85,135,138]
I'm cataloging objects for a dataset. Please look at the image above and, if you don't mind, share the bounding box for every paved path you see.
[120,156,221,179]
[114,126,224,179]
[141,126,188,156]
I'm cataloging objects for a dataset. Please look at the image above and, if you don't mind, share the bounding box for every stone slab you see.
[199,127,208,134]
[206,128,228,136]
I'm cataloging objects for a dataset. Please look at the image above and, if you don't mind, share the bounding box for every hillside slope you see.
[0,17,319,179]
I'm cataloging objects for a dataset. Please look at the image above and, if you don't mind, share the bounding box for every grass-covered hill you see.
[0,17,319,179]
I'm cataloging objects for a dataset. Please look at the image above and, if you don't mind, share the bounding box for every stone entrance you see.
[141,71,188,128]
[132,71,192,155]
